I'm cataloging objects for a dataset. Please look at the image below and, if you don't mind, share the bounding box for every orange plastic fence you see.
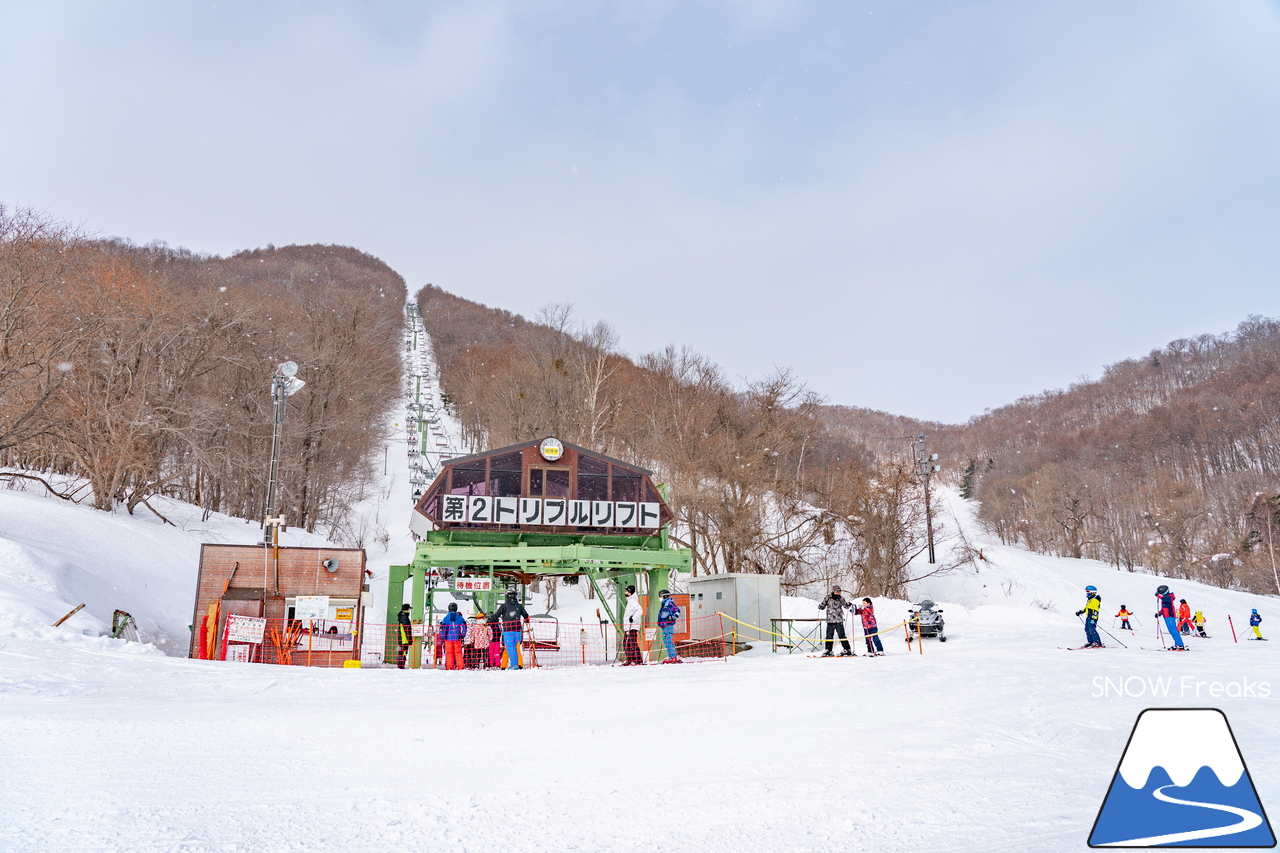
[218,613,730,669]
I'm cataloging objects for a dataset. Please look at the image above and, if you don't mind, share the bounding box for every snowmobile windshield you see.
[917,599,936,611]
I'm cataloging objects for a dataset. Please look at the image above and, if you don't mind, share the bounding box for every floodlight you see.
[279,361,298,378]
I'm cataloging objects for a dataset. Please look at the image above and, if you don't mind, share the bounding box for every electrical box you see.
[687,573,781,644]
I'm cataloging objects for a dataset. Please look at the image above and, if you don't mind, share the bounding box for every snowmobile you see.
[906,597,947,643]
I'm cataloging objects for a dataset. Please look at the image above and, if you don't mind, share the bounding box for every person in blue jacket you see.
[1155,585,1186,650]
[657,589,683,664]
[1249,609,1265,640]
[439,602,468,670]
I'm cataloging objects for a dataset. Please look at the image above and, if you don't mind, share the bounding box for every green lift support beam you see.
[386,528,691,667]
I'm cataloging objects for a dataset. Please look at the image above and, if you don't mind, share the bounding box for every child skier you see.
[657,589,683,663]
[1249,609,1265,640]
[1156,585,1186,650]
[1075,585,1102,648]
[855,598,884,655]
[1192,610,1209,638]
[1177,599,1193,635]
[1116,606,1132,631]
[817,586,856,657]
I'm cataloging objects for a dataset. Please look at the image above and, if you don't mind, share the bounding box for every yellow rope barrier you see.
[718,612,910,642]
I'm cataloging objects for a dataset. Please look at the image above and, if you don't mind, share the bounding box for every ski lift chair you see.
[524,615,560,651]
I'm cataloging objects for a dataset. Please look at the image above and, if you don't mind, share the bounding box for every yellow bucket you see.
[342,660,362,669]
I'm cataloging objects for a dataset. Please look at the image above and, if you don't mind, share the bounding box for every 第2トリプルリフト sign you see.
[440,495,661,529]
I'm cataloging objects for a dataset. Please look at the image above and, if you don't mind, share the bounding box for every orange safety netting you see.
[218,612,730,668]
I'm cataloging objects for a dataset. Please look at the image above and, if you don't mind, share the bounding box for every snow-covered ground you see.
[2,356,1278,852]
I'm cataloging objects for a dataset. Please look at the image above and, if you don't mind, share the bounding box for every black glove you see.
[1075,610,1083,616]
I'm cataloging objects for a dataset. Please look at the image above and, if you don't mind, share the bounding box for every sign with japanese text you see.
[227,644,253,663]
[455,578,493,592]
[225,615,267,644]
[441,497,662,530]
[294,595,329,621]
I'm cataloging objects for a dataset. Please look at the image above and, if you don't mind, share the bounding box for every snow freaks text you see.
[1092,676,1271,699]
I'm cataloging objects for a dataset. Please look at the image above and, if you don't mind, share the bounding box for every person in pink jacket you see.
[855,598,884,656]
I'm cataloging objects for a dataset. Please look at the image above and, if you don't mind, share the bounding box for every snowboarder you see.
[657,589,682,663]
[1075,585,1102,647]
[1115,606,1132,631]
[439,603,468,670]
[855,598,884,655]
[1177,599,1193,635]
[817,586,855,657]
[1155,585,1186,650]
[493,590,530,669]
[622,585,644,665]
[1192,610,1209,639]
[1249,609,1265,640]
[396,603,413,669]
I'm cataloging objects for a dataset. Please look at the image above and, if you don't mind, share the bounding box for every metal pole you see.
[264,372,285,545]
[914,435,937,564]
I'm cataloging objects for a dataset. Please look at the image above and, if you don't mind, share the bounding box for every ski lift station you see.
[395,437,699,665]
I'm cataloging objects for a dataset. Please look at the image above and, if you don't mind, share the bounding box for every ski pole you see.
[1228,615,1238,643]
[1095,622,1128,649]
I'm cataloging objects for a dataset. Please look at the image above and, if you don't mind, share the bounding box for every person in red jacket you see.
[1177,599,1193,635]
[1115,606,1132,631]
[855,598,884,656]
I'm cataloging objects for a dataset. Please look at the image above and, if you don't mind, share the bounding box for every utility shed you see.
[687,573,781,643]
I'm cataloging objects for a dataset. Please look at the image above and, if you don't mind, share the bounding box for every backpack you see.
[660,598,680,624]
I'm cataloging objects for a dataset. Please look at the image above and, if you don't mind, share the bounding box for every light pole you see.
[913,435,941,564]
[263,361,306,546]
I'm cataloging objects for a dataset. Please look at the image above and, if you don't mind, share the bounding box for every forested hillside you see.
[417,284,944,597]
[937,317,1280,594]
[0,207,403,542]
[420,284,1280,597]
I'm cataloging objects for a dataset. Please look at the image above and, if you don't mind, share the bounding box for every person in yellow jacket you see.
[1192,610,1209,638]
[1075,585,1103,648]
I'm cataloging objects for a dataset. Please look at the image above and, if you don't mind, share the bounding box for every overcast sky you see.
[3,2,1278,423]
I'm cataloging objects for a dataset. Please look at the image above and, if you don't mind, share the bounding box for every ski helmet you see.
[658,589,670,597]
[1120,604,1127,610]
[625,584,636,595]
[1253,609,1259,614]
[401,603,412,611]
[1156,585,1169,595]
[505,590,517,600]
[1085,585,1097,592]
[448,602,458,612]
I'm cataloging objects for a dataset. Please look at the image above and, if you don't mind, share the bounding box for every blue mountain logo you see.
[1089,708,1275,847]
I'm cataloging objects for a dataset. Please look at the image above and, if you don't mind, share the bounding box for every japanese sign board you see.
[225,615,267,644]
[443,496,661,529]
[227,644,253,663]
[294,595,329,621]
[455,578,493,592]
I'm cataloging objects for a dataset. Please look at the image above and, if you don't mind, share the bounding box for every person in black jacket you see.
[493,590,530,669]
[817,586,855,657]
[396,603,413,669]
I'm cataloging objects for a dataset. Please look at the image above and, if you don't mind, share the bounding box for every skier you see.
[1155,585,1186,650]
[622,585,644,665]
[657,589,683,663]
[817,585,855,657]
[396,603,413,669]
[493,590,530,669]
[439,602,468,670]
[1075,585,1103,648]
[1115,605,1133,631]
[1249,609,1265,640]
[855,597,884,655]
[1192,610,1209,639]
[1177,599,1193,635]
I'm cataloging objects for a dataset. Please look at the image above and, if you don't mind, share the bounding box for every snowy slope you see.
[2,445,1278,851]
